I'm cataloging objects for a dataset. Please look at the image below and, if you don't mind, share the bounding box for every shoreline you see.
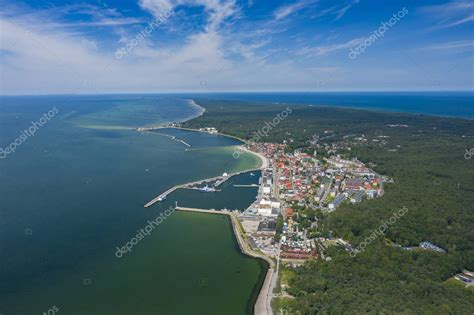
[138,100,273,314]
[139,126,269,171]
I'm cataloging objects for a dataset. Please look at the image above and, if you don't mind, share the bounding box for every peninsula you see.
[180,98,474,314]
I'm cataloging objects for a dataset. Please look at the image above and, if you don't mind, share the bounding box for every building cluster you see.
[454,270,473,285]
[198,127,218,134]
[272,147,385,213]
[278,221,318,260]
[238,140,386,262]
[397,241,447,253]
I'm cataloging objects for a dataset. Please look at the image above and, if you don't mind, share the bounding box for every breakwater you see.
[144,168,261,208]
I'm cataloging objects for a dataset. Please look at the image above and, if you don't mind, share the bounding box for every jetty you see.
[138,126,248,144]
[233,184,259,187]
[138,130,192,148]
[144,168,260,208]
[181,187,221,192]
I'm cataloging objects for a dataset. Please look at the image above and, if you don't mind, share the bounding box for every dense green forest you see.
[183,99,474,314]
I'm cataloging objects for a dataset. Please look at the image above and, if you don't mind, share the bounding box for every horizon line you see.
[2,89,474,97]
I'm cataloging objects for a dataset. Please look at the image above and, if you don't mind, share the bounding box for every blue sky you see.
[0,0,472,94]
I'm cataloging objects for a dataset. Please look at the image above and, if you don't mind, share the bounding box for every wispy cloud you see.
[333,0,360,21]
[1,0,473,93]
[60,17,144,27]
[139,0,237,32]
[0,5,314,94]
[307,0,359,22]
[420,0,474,29]
[295,37,365,57]
[273,0,316,21]
[419,40,474,51]
[0,3,144,29]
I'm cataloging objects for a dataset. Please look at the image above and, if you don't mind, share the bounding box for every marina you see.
[233,184,259,187]
[144,168,261,208]
[140,124,274,314]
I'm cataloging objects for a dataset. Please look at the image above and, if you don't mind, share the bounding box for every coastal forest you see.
[183,99,474,314]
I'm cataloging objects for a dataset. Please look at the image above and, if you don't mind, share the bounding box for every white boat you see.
[199,185,217,192]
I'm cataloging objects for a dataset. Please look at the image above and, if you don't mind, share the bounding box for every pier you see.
[233,184,259,187]
[181,187,221,192]
[144,186,181,208]
[137,129,191,148]
[144,168,260,208]
[175,207,224,214]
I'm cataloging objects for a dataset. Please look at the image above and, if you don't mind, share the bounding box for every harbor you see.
[144,168,262,208]
[141,124,275,314]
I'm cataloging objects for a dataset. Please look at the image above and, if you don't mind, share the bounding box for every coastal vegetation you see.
[183,99,474,314]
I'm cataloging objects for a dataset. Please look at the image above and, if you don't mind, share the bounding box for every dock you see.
[233,184,259,187]
[144,169,260,208]
[144,185,181,208]
[175,207,224,214]
[181,187,221,192]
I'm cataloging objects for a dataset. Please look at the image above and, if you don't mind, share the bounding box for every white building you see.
[263,186,271,195]
[257,199,273,216]
[257,199,280,217]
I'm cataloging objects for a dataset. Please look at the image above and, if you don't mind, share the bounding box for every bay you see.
[0,95,264,314]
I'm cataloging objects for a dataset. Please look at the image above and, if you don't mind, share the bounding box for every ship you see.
[198,185,217,192]
[250,172,255,176]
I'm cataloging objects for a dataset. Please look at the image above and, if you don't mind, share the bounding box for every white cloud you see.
[295,37,365,57]
[420,1,474,29]
[274,0,316,21]
[419,40,474,51]
[2,0,472,93]
[308,0,359,21]
[65,17,144,27]
[139,0,237,31]
[0,11,317,94]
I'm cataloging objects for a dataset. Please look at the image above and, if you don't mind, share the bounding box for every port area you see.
[144,169,259,208]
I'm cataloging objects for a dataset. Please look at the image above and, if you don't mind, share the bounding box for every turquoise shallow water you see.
[0,95,264,314]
